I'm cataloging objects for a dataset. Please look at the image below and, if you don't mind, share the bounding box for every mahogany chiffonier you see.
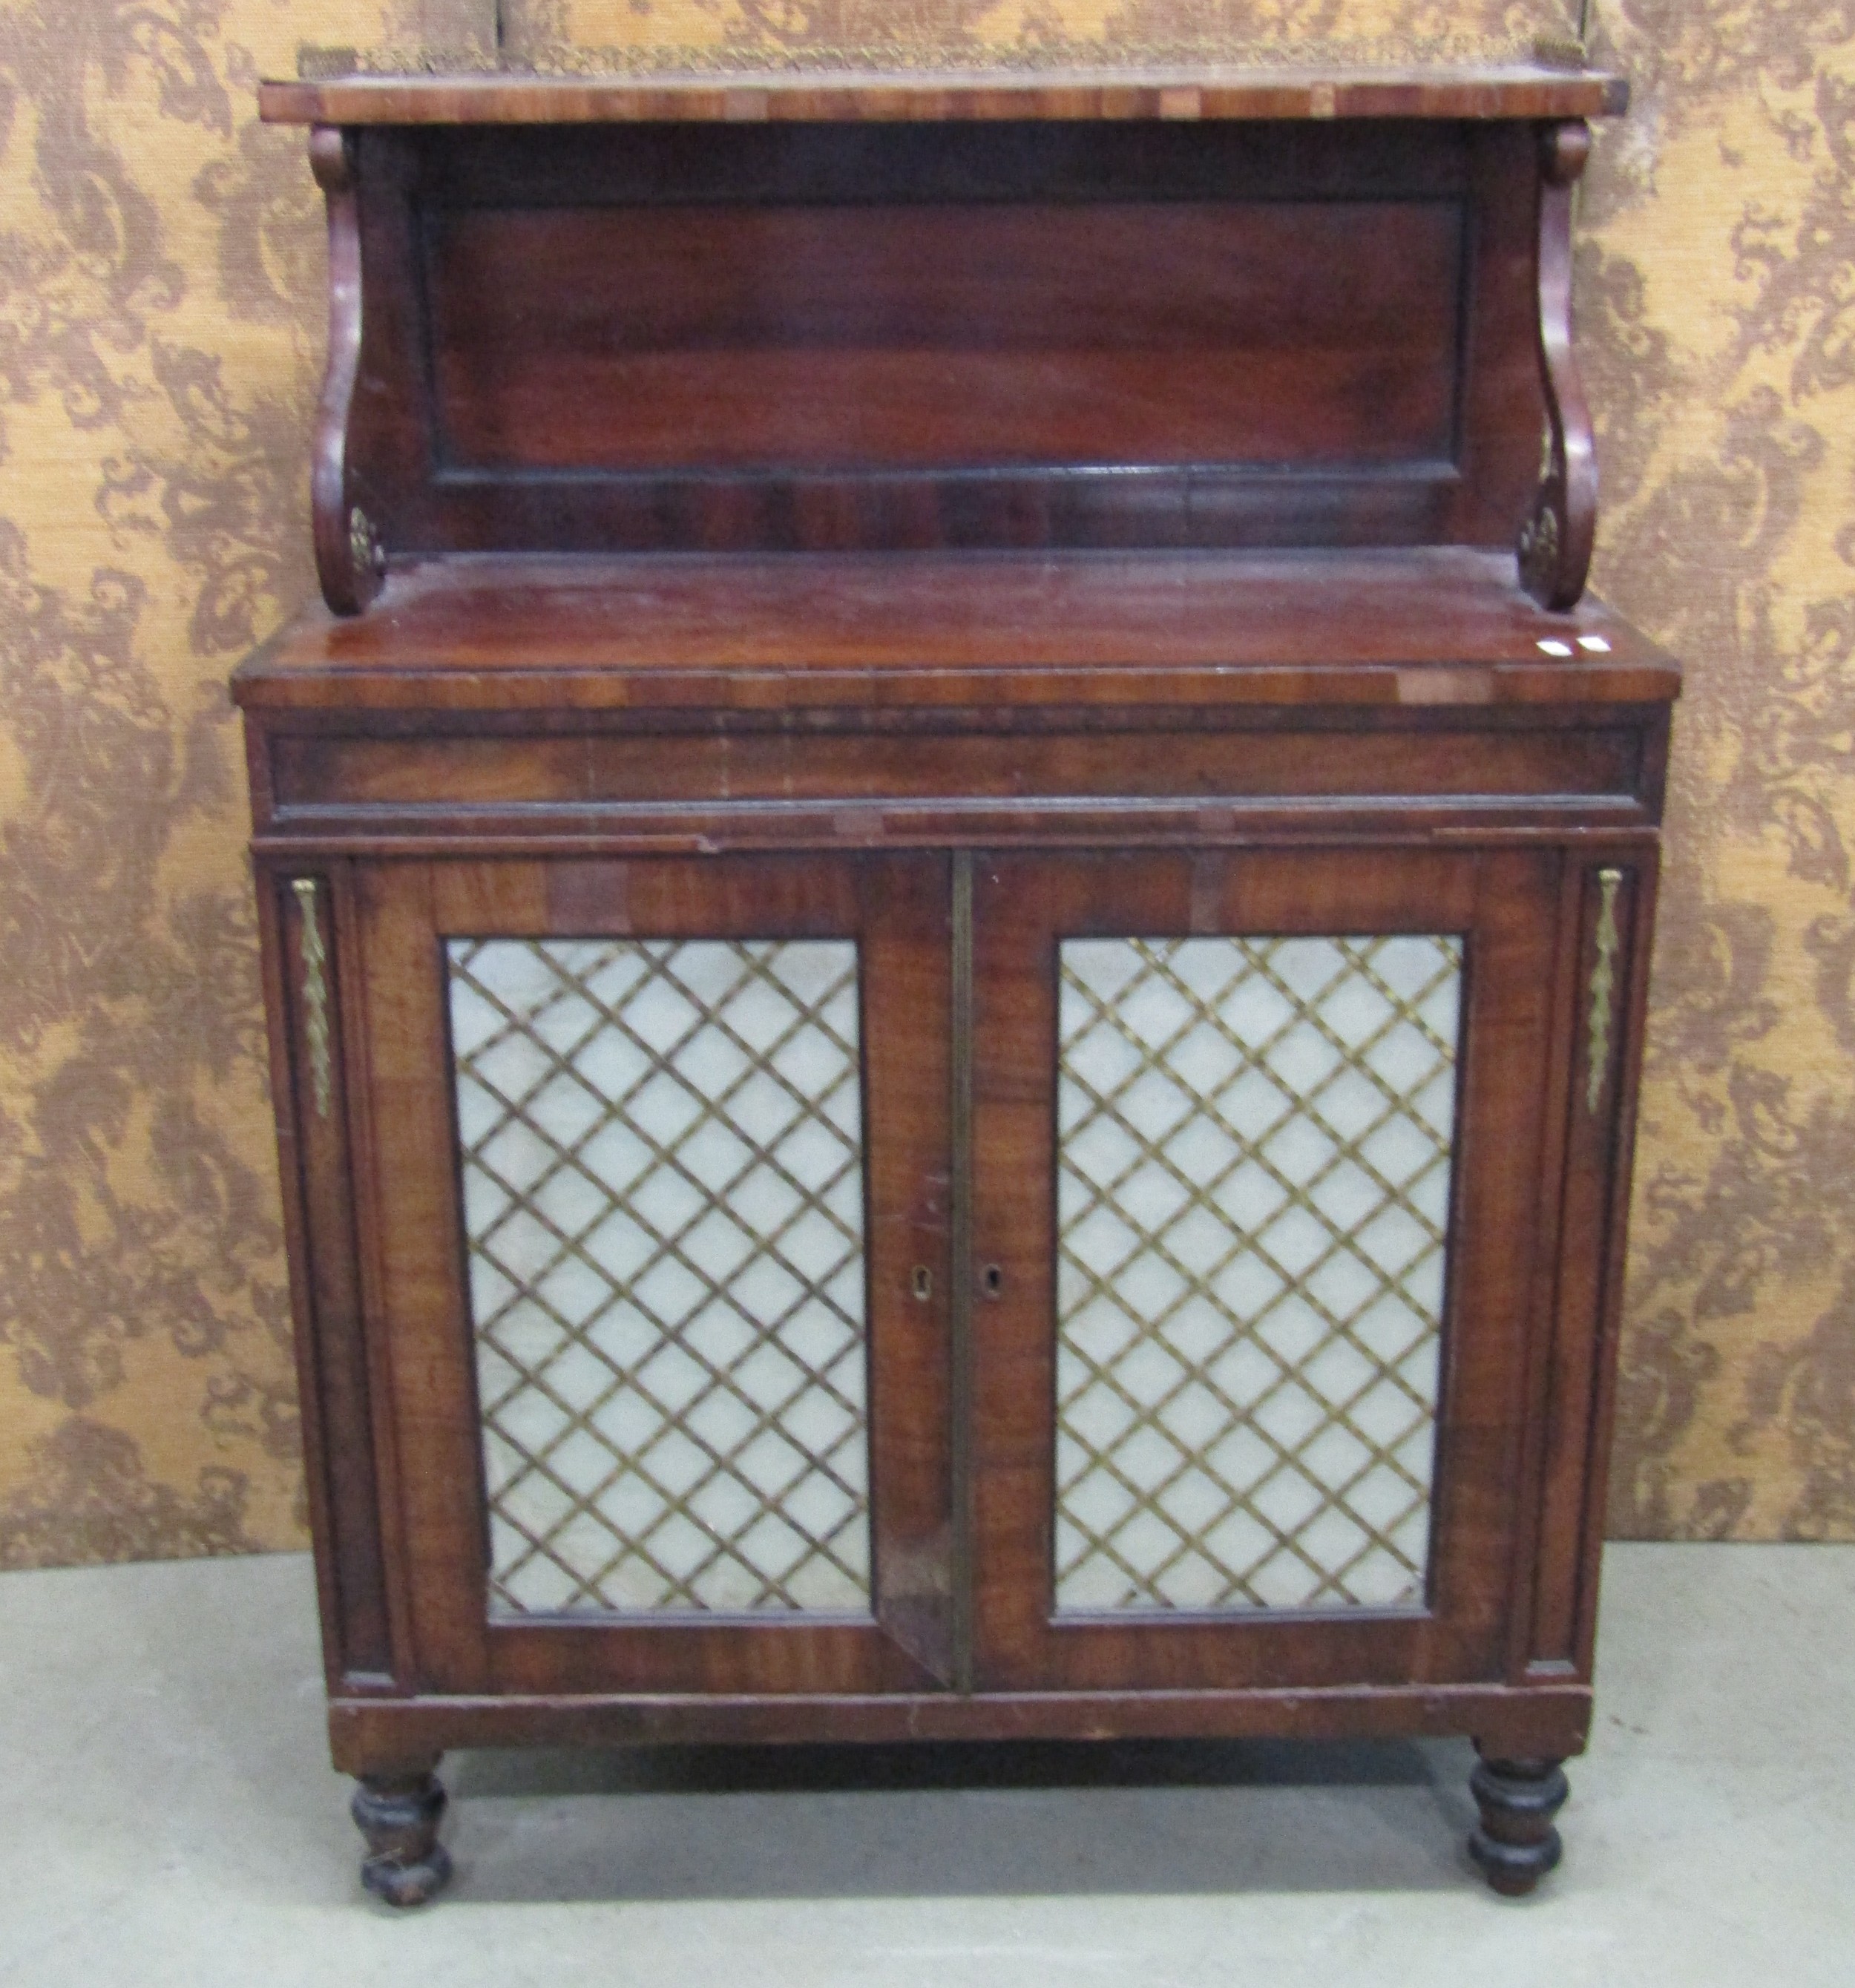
[237,61,1677,1906]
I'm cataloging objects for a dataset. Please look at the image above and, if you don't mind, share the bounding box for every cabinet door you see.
[351,854,953,1697]
[968,848,1561,1693]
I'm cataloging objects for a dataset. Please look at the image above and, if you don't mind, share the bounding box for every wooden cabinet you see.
[240,59,1675,1906]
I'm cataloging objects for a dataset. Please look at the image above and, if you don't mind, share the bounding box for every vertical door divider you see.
[950,851,976,1693]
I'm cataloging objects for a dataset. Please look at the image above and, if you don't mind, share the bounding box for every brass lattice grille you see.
[1054,934,1461,1613]
[449,937,871,1617]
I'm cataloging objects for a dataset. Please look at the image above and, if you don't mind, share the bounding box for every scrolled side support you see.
[309,125,383,617]
[1518,119,1596,612]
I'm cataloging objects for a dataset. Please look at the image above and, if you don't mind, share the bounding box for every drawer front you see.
[255,716,1661,845]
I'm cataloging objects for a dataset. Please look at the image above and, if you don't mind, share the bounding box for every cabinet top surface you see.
[259,63,1626,128]
[234,548,1678,715]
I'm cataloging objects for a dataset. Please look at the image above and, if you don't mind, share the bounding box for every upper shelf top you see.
[257,62,1627,128]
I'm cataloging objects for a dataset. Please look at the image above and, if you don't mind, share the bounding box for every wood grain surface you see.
[260,65,1629,127]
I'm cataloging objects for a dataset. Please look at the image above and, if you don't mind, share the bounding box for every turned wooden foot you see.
[1467,1751,1568,1897]
[352,1767,453,1907]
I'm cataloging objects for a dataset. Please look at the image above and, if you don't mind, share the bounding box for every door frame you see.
[349,850,955,1697]
[965,845,1564,1693]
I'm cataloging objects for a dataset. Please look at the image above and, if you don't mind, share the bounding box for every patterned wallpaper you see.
[0,0,1849,1568]
[1584,4,1855,1540]
[496,1,1571,70]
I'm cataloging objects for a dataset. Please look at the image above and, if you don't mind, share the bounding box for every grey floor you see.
[0,1545,1849,1985]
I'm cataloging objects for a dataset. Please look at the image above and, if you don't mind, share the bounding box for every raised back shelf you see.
[278,67,1617,616]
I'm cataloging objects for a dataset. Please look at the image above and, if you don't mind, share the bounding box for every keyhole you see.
[911,1265,933,1303]
[982,1264,1004,1299]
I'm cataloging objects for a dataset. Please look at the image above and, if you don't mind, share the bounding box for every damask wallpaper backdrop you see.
[496,0,1567,69]
[0,0,1851,1566]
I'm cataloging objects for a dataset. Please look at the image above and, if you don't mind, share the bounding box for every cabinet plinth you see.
[239,68,1674,1903]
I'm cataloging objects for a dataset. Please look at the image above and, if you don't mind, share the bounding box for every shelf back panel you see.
[346,120,1543,555]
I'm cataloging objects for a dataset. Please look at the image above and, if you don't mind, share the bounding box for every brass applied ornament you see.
[1586,870,1623,1114]
[1518,500,1561,600]
[292,879,333,1121]
[348,505,382,581]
